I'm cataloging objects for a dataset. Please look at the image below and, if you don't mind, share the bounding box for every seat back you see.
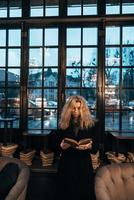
[95,163,134,200]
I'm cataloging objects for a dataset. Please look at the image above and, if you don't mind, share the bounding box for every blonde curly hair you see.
[59,95,95,130]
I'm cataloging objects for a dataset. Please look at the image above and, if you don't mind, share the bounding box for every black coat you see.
[48,123,99,200]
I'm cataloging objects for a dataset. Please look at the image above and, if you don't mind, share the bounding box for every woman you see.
[48,95,99,200]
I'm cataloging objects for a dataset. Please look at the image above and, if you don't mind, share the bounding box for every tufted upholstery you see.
[0,157,30,200]
[95,163,134,200]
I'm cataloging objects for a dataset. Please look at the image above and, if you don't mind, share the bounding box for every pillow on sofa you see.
[0,162,19,200]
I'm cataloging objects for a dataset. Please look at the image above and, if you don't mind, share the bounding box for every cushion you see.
[0,162,19,200]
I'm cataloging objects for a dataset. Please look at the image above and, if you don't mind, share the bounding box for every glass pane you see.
[122,0,134,14]
[44,48,58,66]
[0,49,6,66]
[28,69,42,87]
[83,28,97,45]
[123,27,134,45]
[7,88,20,99]
[30,0,43,17]
[44,109,57,129]
[29,29,43,46]
[8,69,20,86]
[67,0,81,16]
[9,29,21,46]
[105,88,119,109]
[66,68,81,87]
[8,48,21,66]
[105,68,119,86]
[83,48,97,66]
[28,89,42,108]
[67,28,81,46]
[0,30,6,46]
[65,89,80,99]
[122,111,134,131]
[44,89,57,103]
[28,109,41,129]
[0,69,5,83]
[45,28,58,46]
[45,0,59,16]
[122,89,134,109]
[106,27,120,45]
[81,89,96,109]
[29,48,42,66]
[0,0,7,18]
[82,68,97,87]
[105,48,120,66]
[9,0,22,17]
[122,47,134,66]
[106,0,120,14]
[66,48,81,66]
[105,112,119,131]
[44,68,58,87]
[122,69,134,88]
[83,0,97,15]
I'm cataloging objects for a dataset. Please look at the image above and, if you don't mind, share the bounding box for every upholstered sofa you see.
[95,163,134,200]
[0,156,30,200]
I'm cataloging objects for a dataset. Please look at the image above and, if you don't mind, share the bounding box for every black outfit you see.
[48,123,99,200]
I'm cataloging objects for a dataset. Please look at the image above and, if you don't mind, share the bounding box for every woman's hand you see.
[76,141,92,151]
[60,139,71,150]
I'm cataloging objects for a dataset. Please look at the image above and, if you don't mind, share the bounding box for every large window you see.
[0,0,134,135]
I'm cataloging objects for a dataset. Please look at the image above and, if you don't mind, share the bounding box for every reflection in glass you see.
[122,89,134,109]
[81,89,96,109]
[9,29,21,46]
[0,69,5,82]
[8,49,21,66]
[83,48,97,66]
[105,68,119,86]
[0,49,6,66]
[82,68,97,87]
[122,69,134,88]
[7,88,20,99]
[66,68,81,87]
[105,112,119,131]
[106,0,120,14]
[44,109,57,129]
[105,88,119,108]
[0,30,6,46]
[83,0,97,15]
[29,48,42,66]
[83,28,97,45]
[0,0,7,17]
[30,0,43,17]
[28,69,42,87]
[122,1,134,14]
[45,0,59,16]
[45,28,58,46]
[28,109,41,129]
[106,27,120,45]
[66,48,81,66]
[105,48,120,66]
[67,28,81,46]
[44,89,57,103]
[28,89,42,108]
[123,27,134,45]
[122,47,134,66]
[8,69,20,86]
[67,0,81,16]
[44,48,58,66]
[122,111,134,131]
[65,89,80,99]
[29,29,43,46]
[9,0,22,17]
[44,68,58,87]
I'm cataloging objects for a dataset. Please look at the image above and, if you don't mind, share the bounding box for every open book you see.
[64,138,92,147]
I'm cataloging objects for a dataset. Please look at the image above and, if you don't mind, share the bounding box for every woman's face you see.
[71,101,81,120]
